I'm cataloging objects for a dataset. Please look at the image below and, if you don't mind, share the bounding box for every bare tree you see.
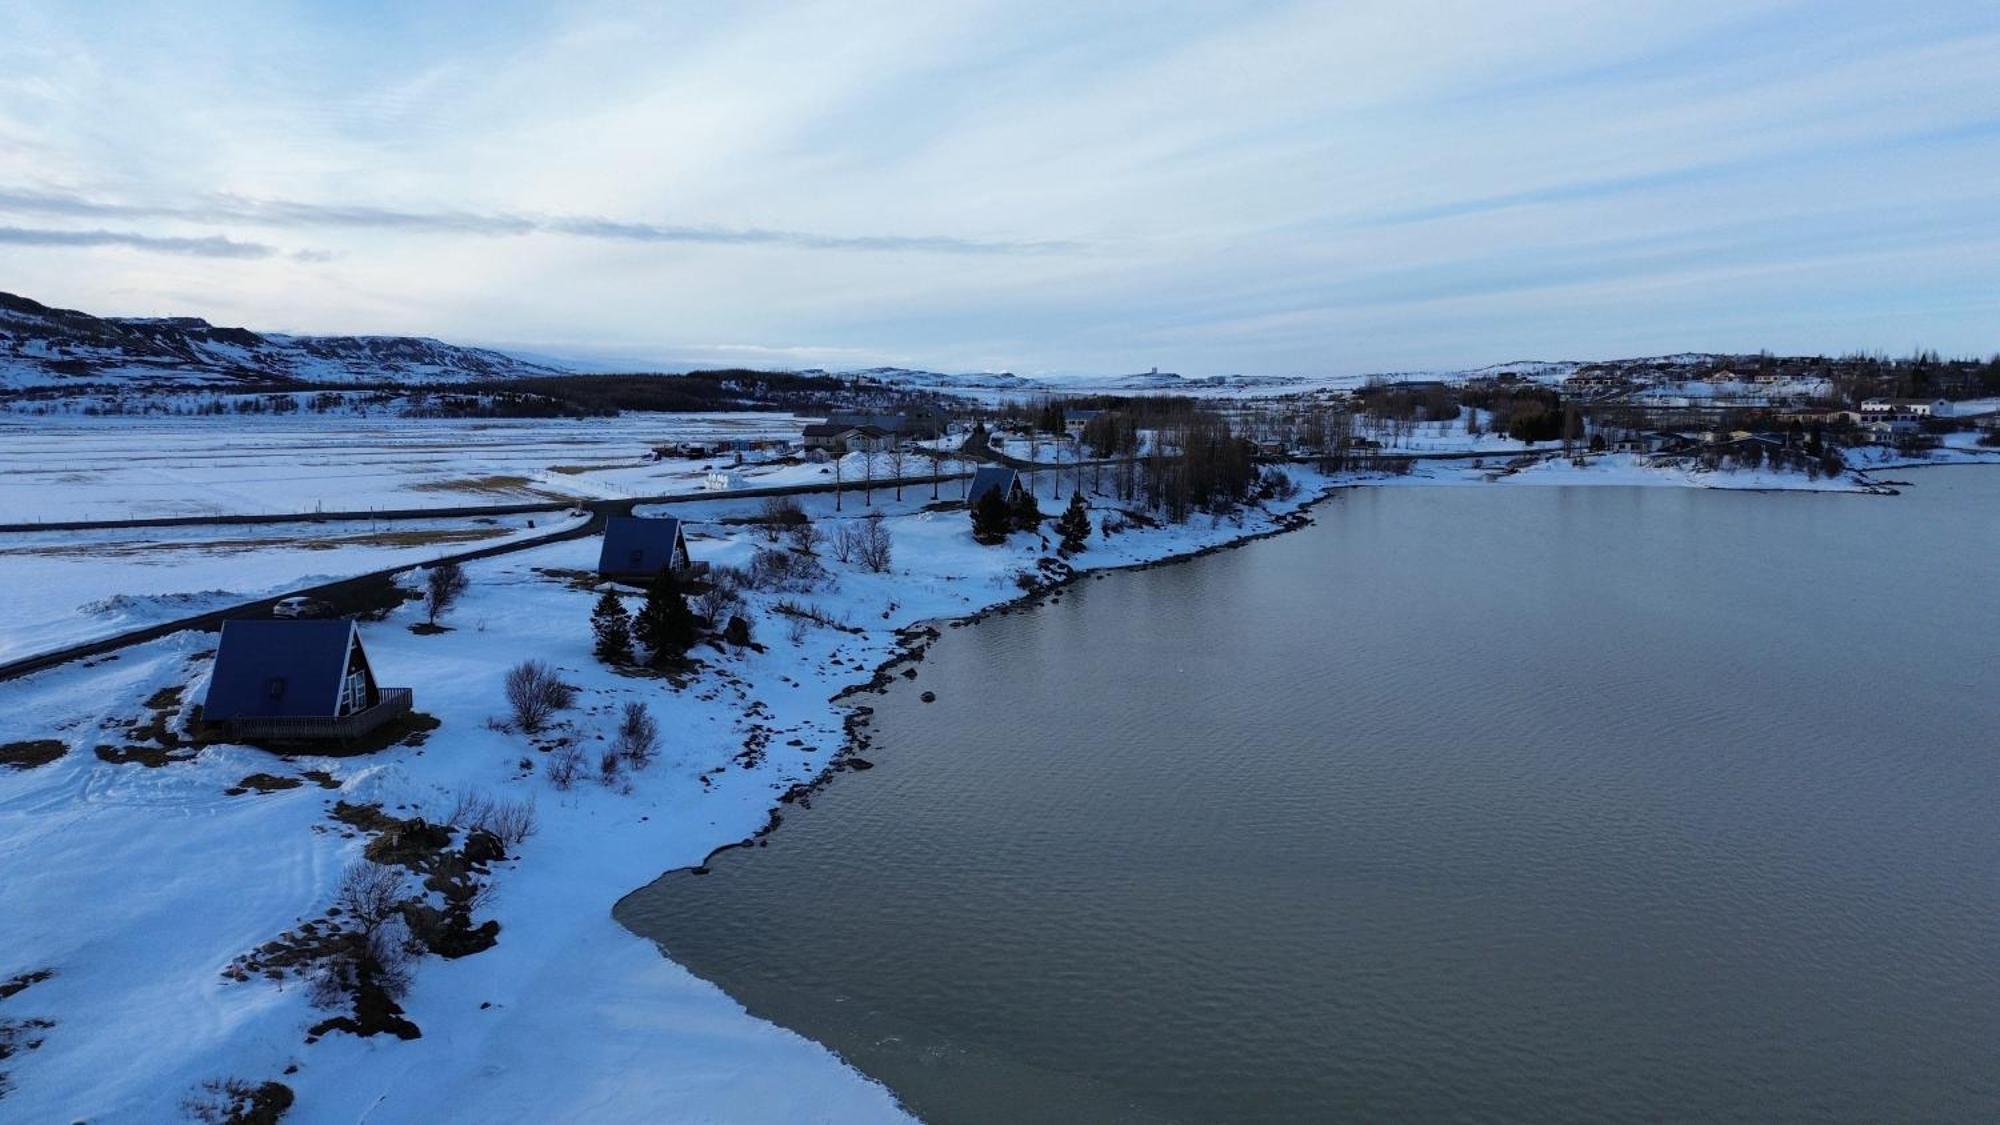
[504,660,573,733]
[310,861,421,1013]
[755,495,803,543]
[887,444,910,500]
[693,571,743,627]
[856,510,893,573]
[423,561,468,626]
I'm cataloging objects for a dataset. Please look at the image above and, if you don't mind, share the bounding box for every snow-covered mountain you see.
[0,291,566,391]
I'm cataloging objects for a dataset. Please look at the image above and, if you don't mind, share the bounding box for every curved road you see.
[0,470,976,684]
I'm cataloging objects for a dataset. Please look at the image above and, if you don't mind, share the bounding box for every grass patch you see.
[410,474,569,500]
[0,740,65,770]
[183,1077,294,1124]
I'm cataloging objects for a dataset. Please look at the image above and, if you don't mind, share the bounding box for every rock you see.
[848,757,875,770]
[920,691,937,703]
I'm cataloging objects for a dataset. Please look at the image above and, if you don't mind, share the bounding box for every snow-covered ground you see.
[0,475,1335,1123]
[0,512,585,662]
[0,414,812,523]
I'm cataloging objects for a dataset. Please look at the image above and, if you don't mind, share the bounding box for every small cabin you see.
[598,516,691,580]
[966,466,1024,507]
[203,619,412,741]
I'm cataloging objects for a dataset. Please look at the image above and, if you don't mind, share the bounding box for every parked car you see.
[271,596,331,619]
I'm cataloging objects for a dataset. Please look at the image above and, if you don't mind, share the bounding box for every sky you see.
[2,0,1997,377]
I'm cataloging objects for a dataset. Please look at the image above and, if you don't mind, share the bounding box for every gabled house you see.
[203,619,412,741]
[965,466,1024,506]
[598,516,690,580]
[1063,408,1103,437]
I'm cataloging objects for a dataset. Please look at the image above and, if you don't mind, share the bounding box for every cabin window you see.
[345,670,367,714]
[266,677,287,699]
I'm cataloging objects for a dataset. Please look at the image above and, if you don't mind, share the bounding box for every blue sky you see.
[2,1,1996,376]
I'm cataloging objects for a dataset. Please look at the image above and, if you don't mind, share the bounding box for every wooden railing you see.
[228,687,413,742]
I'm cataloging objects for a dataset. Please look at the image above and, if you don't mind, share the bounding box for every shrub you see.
[693,573,744,627]
[756,495,807,542]
[614,702,659,768]
[182,1078,295,1125]
[747,546,826,592]
[504,661,573,733]
[546,744,584,790]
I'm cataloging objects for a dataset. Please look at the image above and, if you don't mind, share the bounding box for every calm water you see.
[619,469,2000,1123]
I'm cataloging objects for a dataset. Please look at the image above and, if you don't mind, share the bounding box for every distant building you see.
[965,466,1024,507]
[598,516,690,579]
[802,422,895,453]
[803,409,949,452]
[1063,408,1103,436]
[202,619,411,741]
[1860,398,1949,419]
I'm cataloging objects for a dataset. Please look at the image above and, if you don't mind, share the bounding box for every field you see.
[0,413,814,523]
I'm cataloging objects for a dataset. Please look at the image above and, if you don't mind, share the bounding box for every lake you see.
[618,469,2000,1123]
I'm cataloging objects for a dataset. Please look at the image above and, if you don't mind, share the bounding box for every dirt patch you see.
[95,743,197,768]
[95,683,214,767]
[225,773,305,797]
[0,969,52,1002]
[300,770,341,790]
[182,1077,294,1124]
[0,740,65,770]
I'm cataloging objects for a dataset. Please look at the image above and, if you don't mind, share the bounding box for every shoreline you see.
[614,482,1341,891]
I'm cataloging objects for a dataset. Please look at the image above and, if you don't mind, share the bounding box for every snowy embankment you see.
[0,472,1334,1122]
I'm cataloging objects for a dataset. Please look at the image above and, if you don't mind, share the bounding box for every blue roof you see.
[203,619,360,721]
[598,516,687,576]
[966,466,1019,505]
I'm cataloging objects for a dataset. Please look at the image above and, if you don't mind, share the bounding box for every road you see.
[0,470,975,684]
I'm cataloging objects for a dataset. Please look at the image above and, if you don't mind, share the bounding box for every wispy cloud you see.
[0,188,1081,255]
[0,225,281,259]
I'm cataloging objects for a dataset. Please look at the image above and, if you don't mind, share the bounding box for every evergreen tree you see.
[1056,491,1092,555]
[590,589,632,663]
[1008,486,1042,532]
[971,486,1012,544]
[632,572,698,665]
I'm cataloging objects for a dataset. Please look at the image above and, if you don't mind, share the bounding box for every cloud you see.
[0,188,1081,255]
[0,225,280,259]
